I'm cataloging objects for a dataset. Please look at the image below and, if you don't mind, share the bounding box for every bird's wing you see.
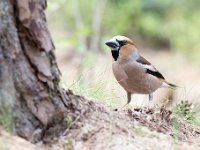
[136,56,165,79]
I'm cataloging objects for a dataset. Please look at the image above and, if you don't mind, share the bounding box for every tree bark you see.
[0,0,73,143]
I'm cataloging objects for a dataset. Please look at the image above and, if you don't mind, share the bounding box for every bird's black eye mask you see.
[111,39,127,61]
[116,39,128,47]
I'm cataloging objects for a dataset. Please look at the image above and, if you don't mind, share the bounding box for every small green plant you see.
[64,116,73,128]
[63,140,73,150]
[173,100,200,125]
[0,108,14,132]
[171,100,200,140]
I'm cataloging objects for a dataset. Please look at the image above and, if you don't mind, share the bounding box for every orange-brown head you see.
[105,35,138,61]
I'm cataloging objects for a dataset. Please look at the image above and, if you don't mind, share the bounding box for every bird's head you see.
[105,35,138,61]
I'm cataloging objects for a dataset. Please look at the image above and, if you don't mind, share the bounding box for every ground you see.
[1,94,200,150]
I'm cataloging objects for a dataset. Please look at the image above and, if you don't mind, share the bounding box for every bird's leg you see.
[147,93,153,108]
[149,93,153,101]
[127,92,132,104]
[115,92,131,111]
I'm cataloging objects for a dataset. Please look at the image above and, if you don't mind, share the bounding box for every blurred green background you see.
[47,0,200,62]
[46,0,200,108]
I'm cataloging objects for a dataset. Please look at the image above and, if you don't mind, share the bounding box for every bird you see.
[105,35,177,109]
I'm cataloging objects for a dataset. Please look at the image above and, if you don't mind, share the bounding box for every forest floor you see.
[42,94,200,150]
[1,97,200,150]
[1,50,200,150]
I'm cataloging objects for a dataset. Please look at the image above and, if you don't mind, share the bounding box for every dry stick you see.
[62,114,81,136]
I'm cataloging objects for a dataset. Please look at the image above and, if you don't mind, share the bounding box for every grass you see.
[62,76,122,108]
[60,66,124,108]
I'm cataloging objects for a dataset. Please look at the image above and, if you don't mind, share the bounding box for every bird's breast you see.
[112,61,162,94]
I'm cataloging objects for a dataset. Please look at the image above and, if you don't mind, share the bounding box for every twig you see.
[62,114,81,136]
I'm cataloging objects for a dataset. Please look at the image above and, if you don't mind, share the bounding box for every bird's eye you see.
[116,39,127,46]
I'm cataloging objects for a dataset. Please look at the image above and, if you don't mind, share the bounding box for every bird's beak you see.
[105,39,119,50]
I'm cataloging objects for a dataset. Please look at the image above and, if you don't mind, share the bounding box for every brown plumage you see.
[105,35,176,108]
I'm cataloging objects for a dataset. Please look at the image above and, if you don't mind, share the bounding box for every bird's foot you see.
[114,104,129,111]
[114,108,118,111]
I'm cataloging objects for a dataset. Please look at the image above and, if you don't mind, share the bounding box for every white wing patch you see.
[141,64,156,72]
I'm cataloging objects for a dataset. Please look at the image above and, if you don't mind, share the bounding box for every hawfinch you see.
[105,35,176,108]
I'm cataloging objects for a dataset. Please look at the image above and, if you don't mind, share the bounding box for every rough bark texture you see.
[0,0,73,143]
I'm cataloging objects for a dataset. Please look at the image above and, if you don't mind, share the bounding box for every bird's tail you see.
[162,80,178,89]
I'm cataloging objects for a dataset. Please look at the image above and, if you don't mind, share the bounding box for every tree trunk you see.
[0,0,74,143]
